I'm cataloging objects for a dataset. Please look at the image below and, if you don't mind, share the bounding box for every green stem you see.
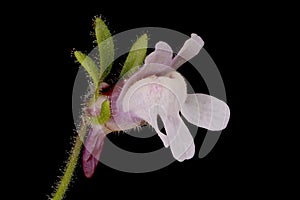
[50,120,87,200]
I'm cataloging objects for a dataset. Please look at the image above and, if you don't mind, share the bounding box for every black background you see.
[14,2,275,199]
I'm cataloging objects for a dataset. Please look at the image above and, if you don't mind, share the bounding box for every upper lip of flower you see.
[116,33,204,108]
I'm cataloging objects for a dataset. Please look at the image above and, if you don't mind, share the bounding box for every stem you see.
[50,120,87,200]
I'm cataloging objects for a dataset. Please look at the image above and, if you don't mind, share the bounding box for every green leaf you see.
[97,100,111,124]
[95,17,114,82]
[119,34,148,78]
[74,51,99,86]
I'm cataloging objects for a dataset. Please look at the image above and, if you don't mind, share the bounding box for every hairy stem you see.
[50,120,87,200]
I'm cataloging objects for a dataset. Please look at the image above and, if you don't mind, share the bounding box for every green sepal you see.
[97,99,111,124]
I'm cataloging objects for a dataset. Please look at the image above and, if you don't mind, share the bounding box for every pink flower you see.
[82,34,230,178]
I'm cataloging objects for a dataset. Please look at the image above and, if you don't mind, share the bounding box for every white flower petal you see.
[161,113,195,161]
[181,94,230,131]
[145,42,173,66]
[122,71,187,113]
[116,63,174,110]
[121,71,190,151]
[171,34,204,70]
[148,106,169,147]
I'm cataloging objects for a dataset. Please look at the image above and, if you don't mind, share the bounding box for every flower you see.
[82,34,230,178]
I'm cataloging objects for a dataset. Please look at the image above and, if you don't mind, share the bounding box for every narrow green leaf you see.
[94,17,114,81]
[74,51,99,86]
[119,34,148,78]
[97,100,111,124]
